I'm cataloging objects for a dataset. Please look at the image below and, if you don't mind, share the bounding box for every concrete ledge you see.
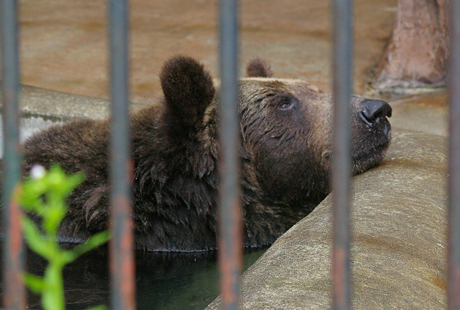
[389,91,447,136]
[0,85,149,120]
[207,129,447,309]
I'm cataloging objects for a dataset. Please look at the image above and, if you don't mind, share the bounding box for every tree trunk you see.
[373,0,449,89]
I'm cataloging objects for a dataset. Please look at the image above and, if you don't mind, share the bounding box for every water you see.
[20,246,265,310]
[1,114,267,309]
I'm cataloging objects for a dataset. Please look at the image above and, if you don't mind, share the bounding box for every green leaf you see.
[23,272,45,294]
[17,182,46,213]
[43,289,65,310]
[48,165,85,197]
[21,216,56,260]
[87,306,108,310]
[42,203,67,237]
[18,165,109,310]
[67,230,111,263]
[42,263,65,310]
[65,172,86,192]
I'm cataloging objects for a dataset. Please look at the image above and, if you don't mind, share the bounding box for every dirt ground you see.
[16,0,397,104]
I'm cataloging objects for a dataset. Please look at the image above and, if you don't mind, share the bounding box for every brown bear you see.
[20,56,392,251]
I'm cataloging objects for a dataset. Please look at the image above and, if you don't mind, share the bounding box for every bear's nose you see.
[359,99,392,128]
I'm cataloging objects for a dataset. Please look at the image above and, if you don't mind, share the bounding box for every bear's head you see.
[239,59,392,207]
[159,56,391,211]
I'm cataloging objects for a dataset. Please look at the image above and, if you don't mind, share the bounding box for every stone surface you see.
[206,129,447,309]
[10,0,398,104]
[389,90,447,136]
[0,85,147,121]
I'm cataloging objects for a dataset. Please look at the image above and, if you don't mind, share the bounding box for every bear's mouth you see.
[351,139,391,175]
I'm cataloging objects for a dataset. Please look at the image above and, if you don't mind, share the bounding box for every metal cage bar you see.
[218,0,242,309]
[0,0,26,309]
[448,0,460,308]
[331,0,353,309]
[108,0,136,309]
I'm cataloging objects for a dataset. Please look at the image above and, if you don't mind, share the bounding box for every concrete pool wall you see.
[207,129,448,309]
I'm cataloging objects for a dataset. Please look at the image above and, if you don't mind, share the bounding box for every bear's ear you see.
[246,58,273,78]
[160,56,215,135]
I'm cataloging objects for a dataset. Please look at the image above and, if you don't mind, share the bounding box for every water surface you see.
[20,247,265,310]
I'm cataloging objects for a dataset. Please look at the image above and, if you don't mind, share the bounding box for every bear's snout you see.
[359,99,392,135]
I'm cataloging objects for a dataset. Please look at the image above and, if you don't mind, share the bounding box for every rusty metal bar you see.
[448,0,460,308]
[331,0,353,309]
[108,0,136,310]
[218,0,242,309]
[1,0,26,309]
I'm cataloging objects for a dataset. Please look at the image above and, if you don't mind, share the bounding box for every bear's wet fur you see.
[20,56,392,251]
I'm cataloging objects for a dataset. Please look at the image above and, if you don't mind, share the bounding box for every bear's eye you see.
[276,95,297,111]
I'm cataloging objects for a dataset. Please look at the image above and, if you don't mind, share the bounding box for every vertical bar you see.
[218,0,242,309]
[1,0,25,309]
[448,0,460,308]
[331,0,353,309]
[108,1,136,310]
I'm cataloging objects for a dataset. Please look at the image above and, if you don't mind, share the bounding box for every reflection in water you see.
[3,246,264,310]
